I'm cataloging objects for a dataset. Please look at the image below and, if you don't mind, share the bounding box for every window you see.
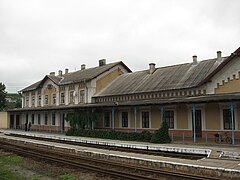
[45,114,48,125]
[32,96,35,106]
[45,95,48,105]
[31,114,34,125]
[38,95,41,106]
[52,113,56,125]
[223,109,234,130]
[52,94,56,105]
[142,111,149,128]
[69,91,74,103]
[26,97,29,107]
[38,114,41,125]
[79,90,85,103]
[163,110,174,129]
[104,112,110,127]
[121,112,128,127]
[60,92,65,104]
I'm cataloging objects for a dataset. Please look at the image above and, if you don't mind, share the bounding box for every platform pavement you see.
[1,129,240,159]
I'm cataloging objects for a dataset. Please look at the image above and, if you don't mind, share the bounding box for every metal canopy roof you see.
[8,93,240,112]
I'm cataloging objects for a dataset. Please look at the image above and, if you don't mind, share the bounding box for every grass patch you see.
[0,154,23,165]
[59,173,77,180]
[0,153,24,180]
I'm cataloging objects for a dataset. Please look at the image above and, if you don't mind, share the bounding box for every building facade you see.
[8,47,240,143]
[92,48,240,141]
[8,60,131,132]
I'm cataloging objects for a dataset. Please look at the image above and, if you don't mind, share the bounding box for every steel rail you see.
[0,141,221,180]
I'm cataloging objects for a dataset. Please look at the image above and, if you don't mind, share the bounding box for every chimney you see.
[149,63,156,74]
[99,59,106,66]
[217,51,222,62]
[192,55,197,65]
[65,68,69,74]
[81,64,86,70]
[49,72,55,76]
[58,70,62,76]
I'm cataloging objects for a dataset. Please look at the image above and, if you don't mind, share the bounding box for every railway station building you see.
[8,47,240,142]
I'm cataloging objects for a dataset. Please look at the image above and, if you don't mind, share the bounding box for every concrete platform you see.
[0,129,240,179]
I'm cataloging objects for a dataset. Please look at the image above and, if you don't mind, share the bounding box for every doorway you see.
[61,113,65,132]
[192,110,202,138]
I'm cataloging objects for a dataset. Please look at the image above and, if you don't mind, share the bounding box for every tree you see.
[65,109,102,130]
[150,120,171,143]
[0,83,7,111]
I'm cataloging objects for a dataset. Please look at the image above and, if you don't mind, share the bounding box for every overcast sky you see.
[0,0,240,93]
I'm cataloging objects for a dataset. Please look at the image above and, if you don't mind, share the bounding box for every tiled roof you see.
[95,57,228,97]
[21,61,131,92]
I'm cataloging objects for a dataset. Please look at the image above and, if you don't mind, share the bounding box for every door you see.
[10,115,14,129]
[192,110,202,138]
[62,113,65,132]
[16,115,20,129]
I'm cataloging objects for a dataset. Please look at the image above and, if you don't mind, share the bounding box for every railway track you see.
[0,140,221,180]
[6,133,206,160]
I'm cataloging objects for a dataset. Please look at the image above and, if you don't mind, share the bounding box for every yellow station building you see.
[8,47,240,142]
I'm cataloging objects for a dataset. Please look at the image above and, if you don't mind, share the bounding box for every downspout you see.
[192,104,196,144]
[230,101,235,145]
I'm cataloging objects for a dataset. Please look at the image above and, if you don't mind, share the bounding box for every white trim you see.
[219,103,238,130]
[163,107,177,130]
[140,109,151,129]
[119,110,131,128]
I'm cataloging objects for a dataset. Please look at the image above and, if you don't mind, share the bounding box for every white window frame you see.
[119,111,130,128]
[140,109,151,129]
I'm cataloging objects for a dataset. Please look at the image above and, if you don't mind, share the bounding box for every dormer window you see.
[60,92,65,104]
[38,95,41,106]
[69,91,74,103]
[79,90,85,103]
[45,95,48,105]
[26,96,29,107]
[31,95,35,107]
[47,84,52,89]
[52,94,56,105]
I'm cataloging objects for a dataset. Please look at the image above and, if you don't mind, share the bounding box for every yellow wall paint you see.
[215,78,240,94]
[0,112,8,128]
[205,103,220,129]
[44,85,56,106]
[96,68,123,93]
[151,107,161,128]
[176,105,188,129]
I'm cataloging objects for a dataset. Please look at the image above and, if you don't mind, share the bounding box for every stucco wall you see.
[176,105,188,129]
[206,56,240,94]
[205,103,220,130]
[0,112,8,129]
[96,68,123,93]
[151,107,161,128]
[215,78,240,94]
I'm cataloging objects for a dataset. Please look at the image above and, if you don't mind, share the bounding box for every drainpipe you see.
[22,113,24,130]
[60,112,63,133]
[192,104,196,144]
[230,101,235,145]
[160,106,164,125]
[134,107,137,132]
[112,108,115,130]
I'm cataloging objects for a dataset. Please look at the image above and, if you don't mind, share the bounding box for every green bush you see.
[66,129,154,142]
[150,121,171,143]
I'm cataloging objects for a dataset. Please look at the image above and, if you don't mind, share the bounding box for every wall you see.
[96,68,124,93]
[215,78,240,94]
[205,103,220,130]
[206,56,240,94]
[176,105,188,129]
[0,112,8,129]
